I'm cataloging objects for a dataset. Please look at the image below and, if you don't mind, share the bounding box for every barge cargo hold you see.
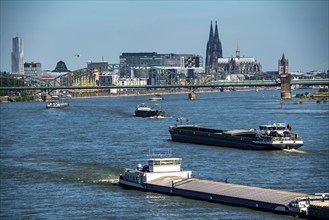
[119,151,328,219]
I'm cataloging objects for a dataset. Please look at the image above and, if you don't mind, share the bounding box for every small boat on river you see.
[149,94,163,101]
[46,101,69,109]
[46,96,69,109]
[169,118,303,150]
[135,103,165,118]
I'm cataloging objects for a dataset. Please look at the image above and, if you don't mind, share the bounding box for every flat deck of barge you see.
[146,176,309,214]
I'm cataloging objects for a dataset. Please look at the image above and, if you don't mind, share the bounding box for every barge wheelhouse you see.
[119,150,191,189]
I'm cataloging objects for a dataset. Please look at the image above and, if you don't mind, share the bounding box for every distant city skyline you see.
[1,1,328,73]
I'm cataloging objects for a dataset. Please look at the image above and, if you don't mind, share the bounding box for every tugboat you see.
[169,118,303,150]
[135,103,165,118]
[119,150,191,189]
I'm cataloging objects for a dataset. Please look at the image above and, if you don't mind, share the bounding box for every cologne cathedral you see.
[205,21,262,77]
[205,21,223,74]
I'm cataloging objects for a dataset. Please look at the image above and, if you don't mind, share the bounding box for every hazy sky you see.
[1,0,328,72]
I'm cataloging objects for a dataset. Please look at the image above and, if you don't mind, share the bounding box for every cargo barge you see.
[119,151,328,219]
[169,119,303,150]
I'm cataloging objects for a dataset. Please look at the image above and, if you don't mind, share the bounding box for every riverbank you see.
[0,87,248,102]
[1,87,327,103]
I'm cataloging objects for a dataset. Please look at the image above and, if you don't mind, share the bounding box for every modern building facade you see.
[120,52,163,68]
[24,62,42,76]
[119,52,203,78]
[11,36,24,74]
[205,21,223,74]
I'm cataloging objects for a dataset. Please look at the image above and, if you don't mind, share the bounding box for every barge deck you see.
[146,176,307,214]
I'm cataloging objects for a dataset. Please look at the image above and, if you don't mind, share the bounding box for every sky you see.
[1,0,328,73]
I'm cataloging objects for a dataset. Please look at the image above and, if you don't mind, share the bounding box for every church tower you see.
[278,53,288,75]
[278,53,291,99]
[205,21,223,74]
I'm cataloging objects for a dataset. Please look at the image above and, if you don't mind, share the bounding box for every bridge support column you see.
[188,90,196,100]
[280,73,292,99]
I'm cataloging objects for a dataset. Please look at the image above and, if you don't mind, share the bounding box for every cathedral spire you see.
[214,21,219,41]
[205,20,223,74]
[214,21,223,58]
[208,21,214,42]
[236,42,240,59]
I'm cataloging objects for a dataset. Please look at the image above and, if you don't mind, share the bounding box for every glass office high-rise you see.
[11,36,24,74]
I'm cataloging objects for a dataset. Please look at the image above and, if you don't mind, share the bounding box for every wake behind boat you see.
[135,103,165,118]
[169,119,303,150]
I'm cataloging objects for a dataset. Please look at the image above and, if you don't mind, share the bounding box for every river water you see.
[1,89,328,219]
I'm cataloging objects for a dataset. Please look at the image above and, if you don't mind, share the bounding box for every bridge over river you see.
[0,79,328,91]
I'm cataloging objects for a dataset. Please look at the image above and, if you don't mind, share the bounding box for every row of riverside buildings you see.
[9,21,262,78]
[9,22,326,87]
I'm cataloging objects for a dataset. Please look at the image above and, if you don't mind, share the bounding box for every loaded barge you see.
[119,151,329,219]
[169,119,303,150]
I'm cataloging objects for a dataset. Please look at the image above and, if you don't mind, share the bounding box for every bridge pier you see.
[188,90,196,100]
[280,73,292,99]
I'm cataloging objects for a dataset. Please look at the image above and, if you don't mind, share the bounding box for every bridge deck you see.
[1,79,328,90]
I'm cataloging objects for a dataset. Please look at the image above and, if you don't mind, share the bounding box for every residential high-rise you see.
[205,21,223,74]
[11,36,24,74]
